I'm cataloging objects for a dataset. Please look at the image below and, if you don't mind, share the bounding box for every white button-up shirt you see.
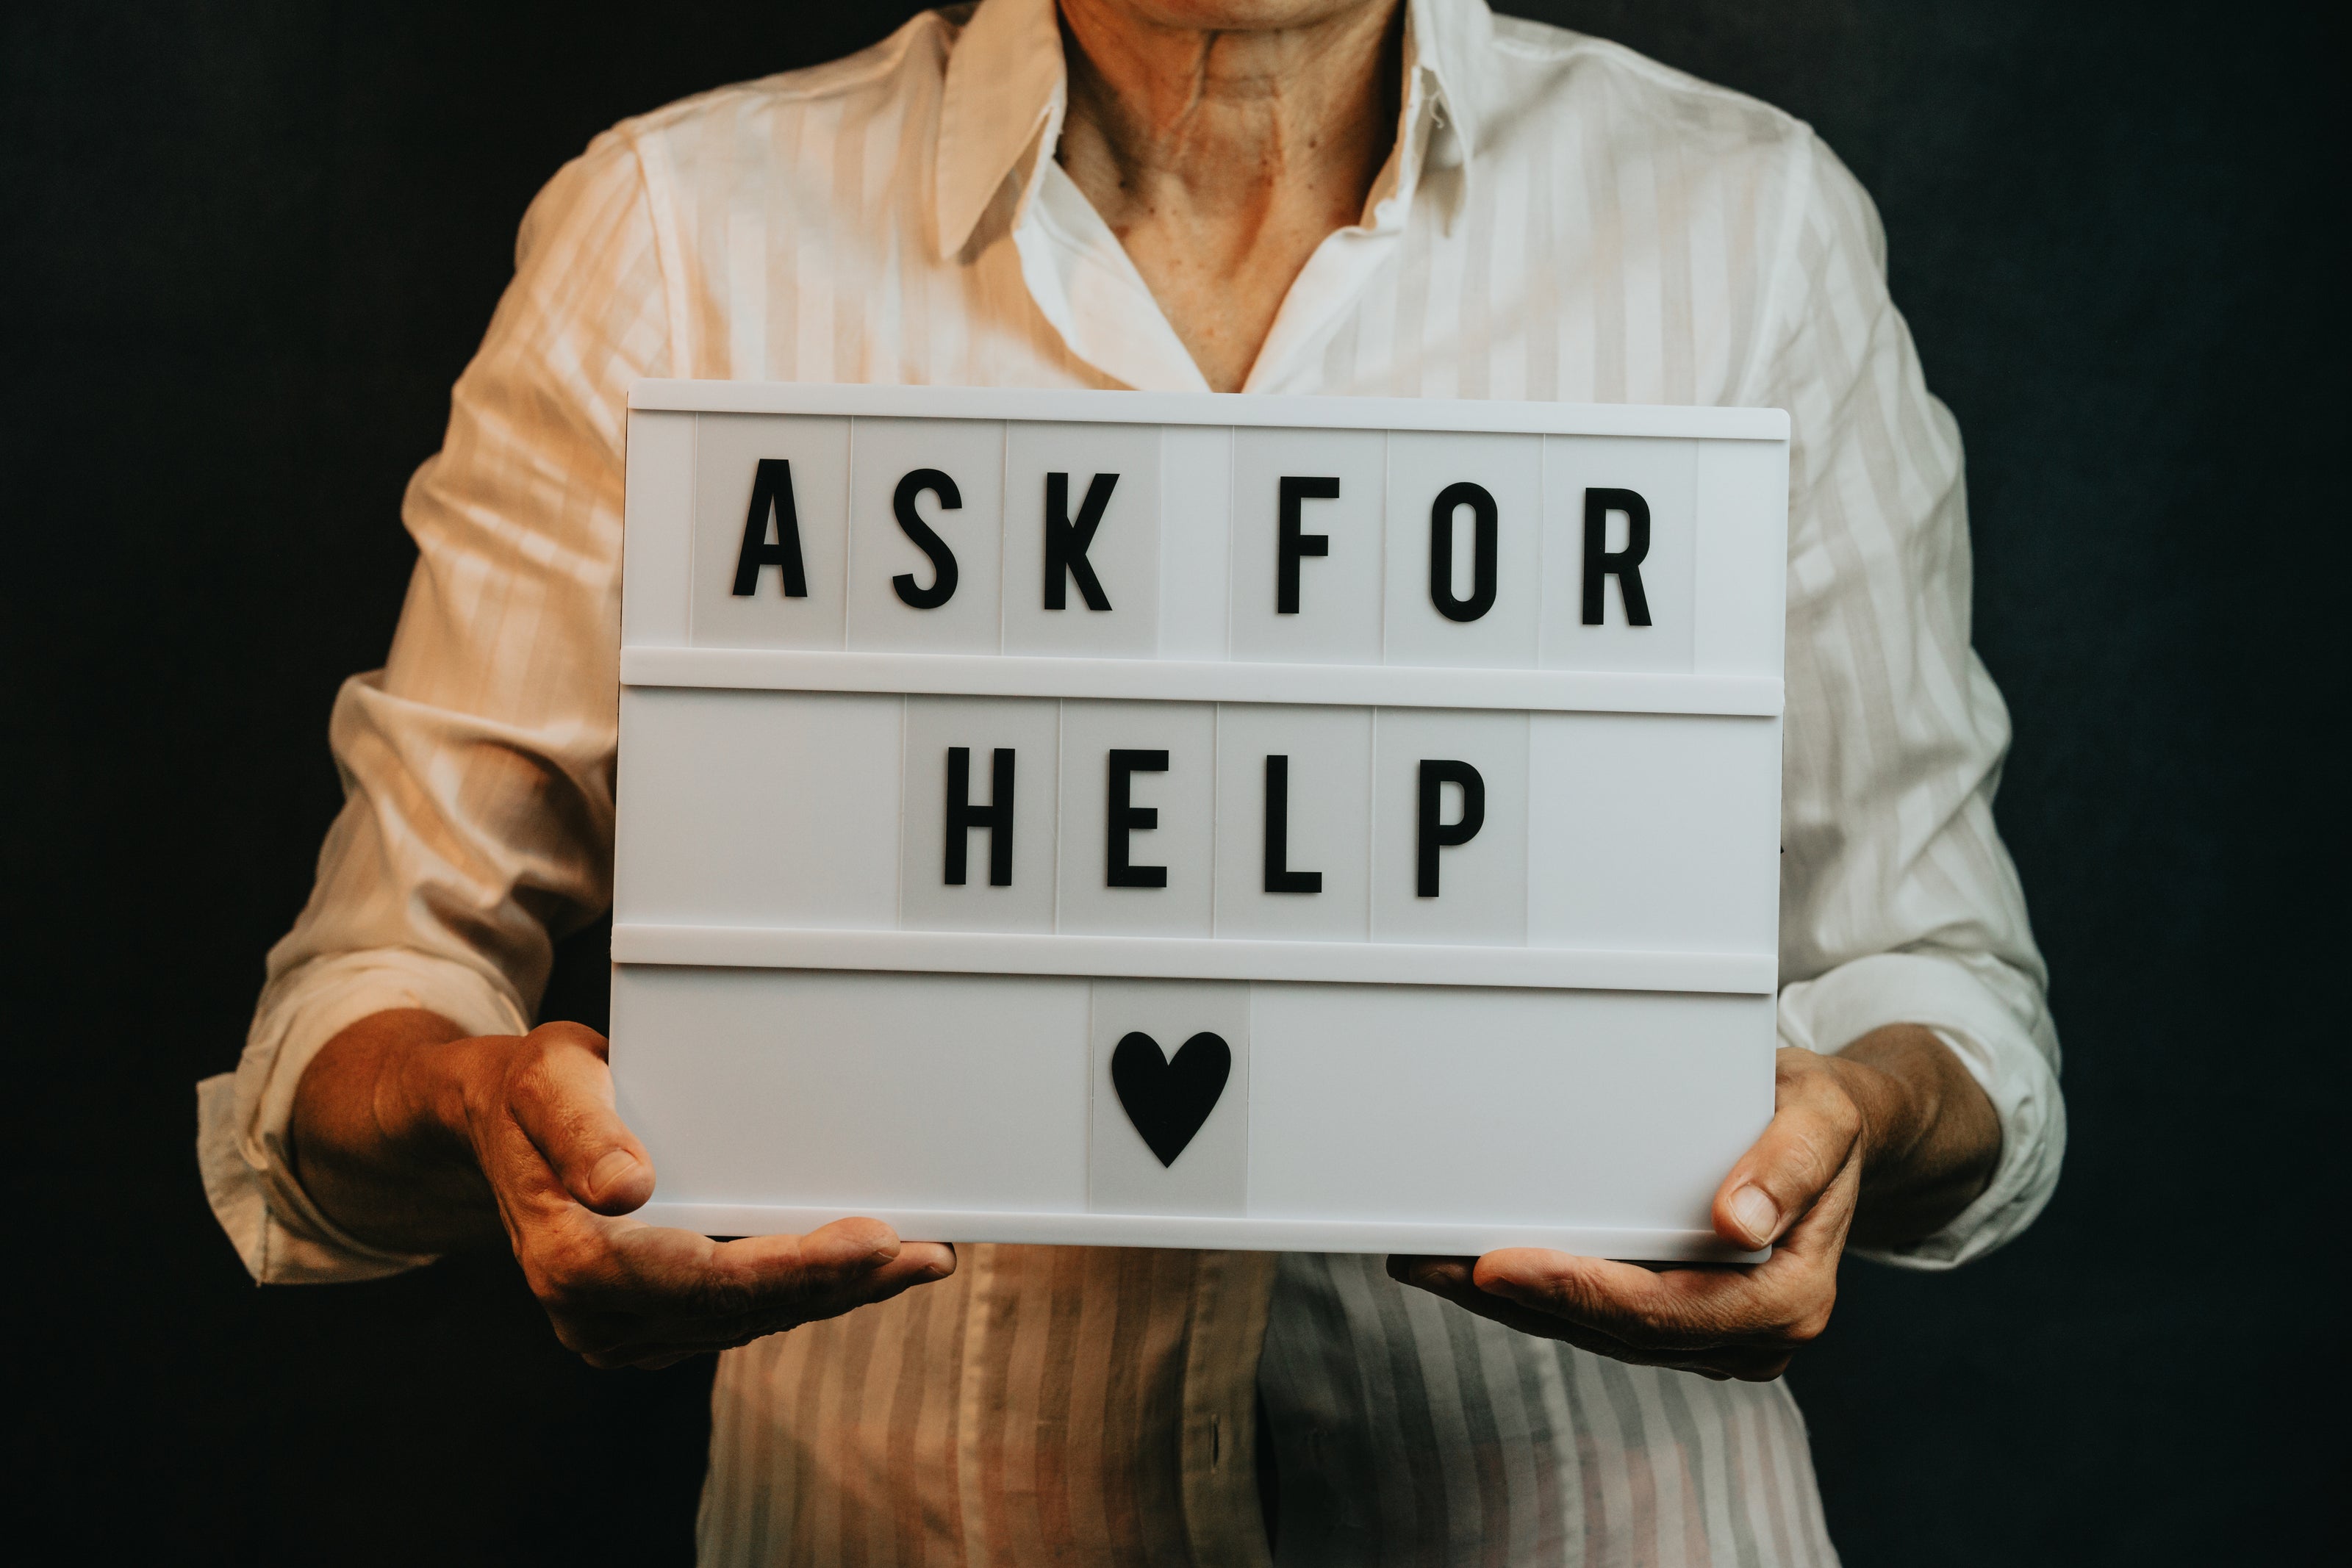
[198,1,2063,1561]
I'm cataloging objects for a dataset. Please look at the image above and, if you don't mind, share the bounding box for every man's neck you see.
[1056,0,1405,392]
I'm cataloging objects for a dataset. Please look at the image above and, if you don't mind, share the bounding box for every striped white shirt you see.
[197,1,2065,1561]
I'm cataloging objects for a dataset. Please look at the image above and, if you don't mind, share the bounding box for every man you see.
[199,0,2064,1561]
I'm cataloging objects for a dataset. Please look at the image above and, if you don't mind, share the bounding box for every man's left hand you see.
[1391,1030,1997,1381]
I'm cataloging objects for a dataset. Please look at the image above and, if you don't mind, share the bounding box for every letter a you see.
[732,458,808,597]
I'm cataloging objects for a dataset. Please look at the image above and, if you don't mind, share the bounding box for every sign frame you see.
[612,381,1790,1262]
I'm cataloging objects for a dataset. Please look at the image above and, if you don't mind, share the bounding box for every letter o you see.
[1428,481,1498,622]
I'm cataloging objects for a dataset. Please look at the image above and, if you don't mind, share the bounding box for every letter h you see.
[944,747,1015,886]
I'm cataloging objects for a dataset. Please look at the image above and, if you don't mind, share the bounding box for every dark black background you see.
[4,1,2341,1562]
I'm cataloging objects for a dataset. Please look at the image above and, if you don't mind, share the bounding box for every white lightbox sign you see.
[612,381,1790,1261]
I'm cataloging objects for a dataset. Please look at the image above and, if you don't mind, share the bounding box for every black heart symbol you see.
[1110,1030,1232,1168]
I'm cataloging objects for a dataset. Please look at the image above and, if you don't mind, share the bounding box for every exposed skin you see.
[287,0,2003,1375]
[292,1009,955,1369]
[1057,0,1405,392]
[1391,1026,2001,1381]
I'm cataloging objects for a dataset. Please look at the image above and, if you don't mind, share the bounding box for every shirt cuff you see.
[196,949,531,1284]
[1776,949,2065,1270]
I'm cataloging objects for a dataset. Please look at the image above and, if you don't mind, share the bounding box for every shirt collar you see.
[933,0,1066,260]
[932,0,1499,261]
[1404,0,1494,174]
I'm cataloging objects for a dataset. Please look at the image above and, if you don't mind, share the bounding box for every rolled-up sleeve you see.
[1758,134,2065,1268]
[198,128,671,1283]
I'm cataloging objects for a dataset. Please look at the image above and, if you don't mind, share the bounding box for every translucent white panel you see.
[1369,708,1530,945]
[899,697,1061,934]
[620,410,693,647]
[1002,421,1161,656]
[1692,438,1790,677]
[1056,700,1216,936]
[1158,424,1233,659]
[1383,431,1542,669]
[612,966,1090,1212]
[612,688,900,929]
[1213,704,1373,941]
[691,414,850,649]
[1527,711,1782,956]
[1247,985,1773,1229]
[1088,980,1250,1215]
[1228,427,1387,664]
[846,417,1004,653]
[1541,435,1697,672]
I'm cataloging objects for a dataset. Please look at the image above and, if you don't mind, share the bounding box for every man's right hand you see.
[289,1008,955,1368]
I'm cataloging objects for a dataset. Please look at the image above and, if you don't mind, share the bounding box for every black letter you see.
[944,746,1015,887]
[731,458,808,597]
[1044,472,1117,611]
[1428,481,1498,622]
[1105,748,1169,888]
[892,468,961,609]
[1262,755,1323,893]
[1581,488,1653,625]
[1416,759,1486,897]
[1277,476,1338,614]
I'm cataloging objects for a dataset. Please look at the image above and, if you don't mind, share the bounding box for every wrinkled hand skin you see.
[1390,1029,1999,1382]
[291,1010,957,1369]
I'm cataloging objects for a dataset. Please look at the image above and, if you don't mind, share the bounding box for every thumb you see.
[1712,1054,1863,1249]
[506,1024,659,1216]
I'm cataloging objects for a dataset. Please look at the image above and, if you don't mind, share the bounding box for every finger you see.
[1391,1256,1790,1378]
[1711,1051,1864,1249]
[1393,1256,1664,1356]
[1468,1247,1790,1349]
[504,1024,657,1218]
[538,1215,956,1353]
[558,1269,960,1369]
[1386,1254,1476,1287]
[703,1218,958,1315]
[1478,1242,1846,1359]
[1752,1147,1862,1267]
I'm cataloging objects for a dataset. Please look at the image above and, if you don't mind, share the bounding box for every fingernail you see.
[589,1148,642,1198]
[1729,1185,1780,1243]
